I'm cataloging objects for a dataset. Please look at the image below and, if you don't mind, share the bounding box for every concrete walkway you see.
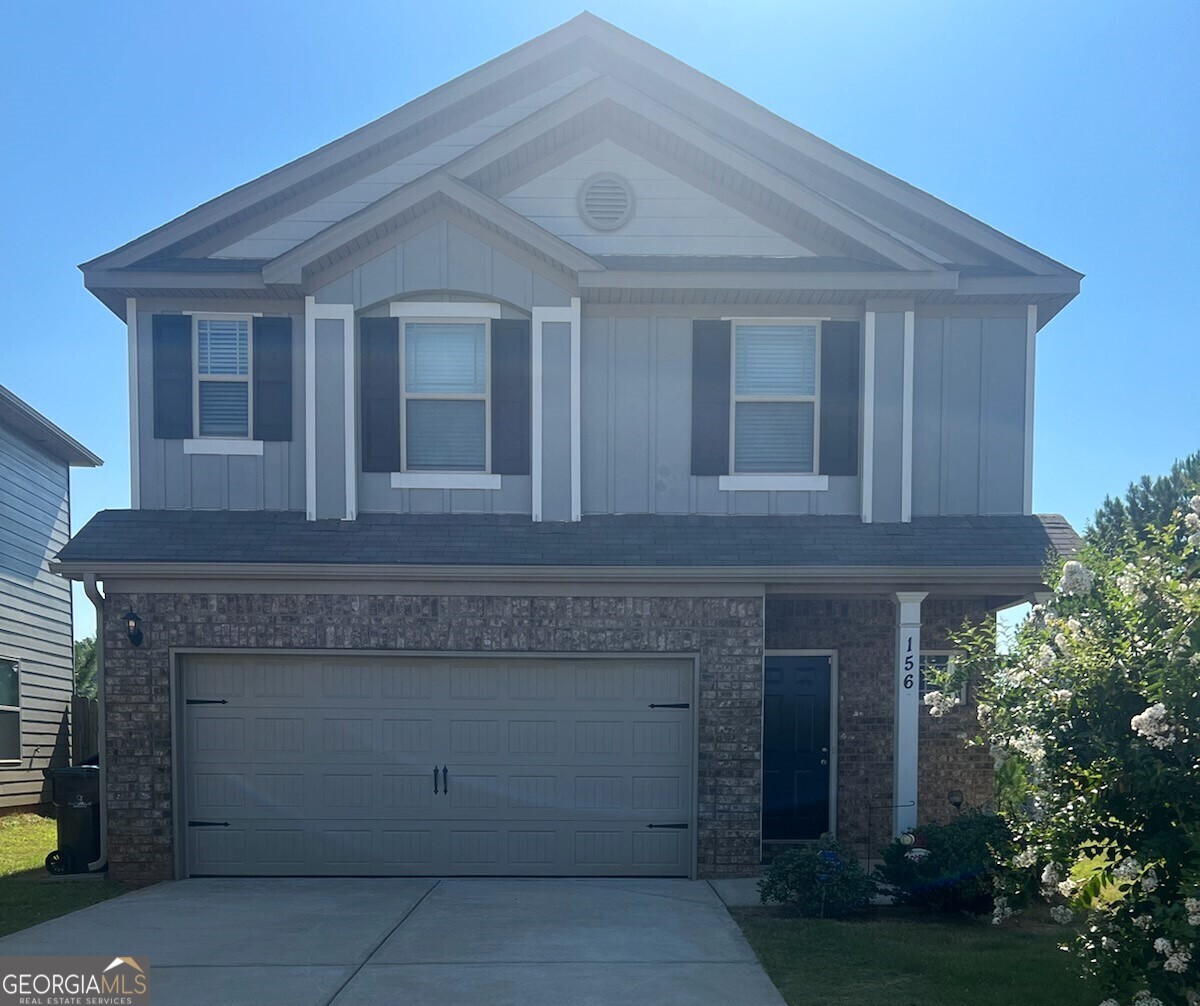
[0,878,785,1005]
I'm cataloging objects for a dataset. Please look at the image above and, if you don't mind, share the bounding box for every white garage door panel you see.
[183,655,693,877]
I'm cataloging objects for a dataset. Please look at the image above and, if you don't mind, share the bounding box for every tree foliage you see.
[937,498,1200,1006]
[74,637,96,699]
[1088,451,1200,555]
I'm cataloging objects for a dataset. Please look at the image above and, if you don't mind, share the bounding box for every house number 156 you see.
[902,635,915,690]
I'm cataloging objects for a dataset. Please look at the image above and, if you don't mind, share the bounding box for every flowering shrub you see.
[758,836,875,917]
[945,496,1200,1006]
[876,813,1012,914]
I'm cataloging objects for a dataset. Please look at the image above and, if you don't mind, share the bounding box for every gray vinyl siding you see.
[0,424,73,807]
[912,314,1028,516]
[580,314,859,516]
[498,138,812,257]
[136,311,306,511]
[211,69,600,260]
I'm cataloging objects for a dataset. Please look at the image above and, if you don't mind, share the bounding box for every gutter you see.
[81,574,107,873]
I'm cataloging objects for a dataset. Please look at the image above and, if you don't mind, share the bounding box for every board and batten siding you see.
[580,313,859,516]
[0,423,73,807]
[136,311,306,511]
[911,313,1028,516]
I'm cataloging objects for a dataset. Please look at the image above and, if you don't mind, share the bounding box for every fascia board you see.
[80,18,596,273]
[577,270,958,292]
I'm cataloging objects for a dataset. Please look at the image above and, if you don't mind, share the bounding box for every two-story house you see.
[56,14,1080,884]
[1,385,101,809]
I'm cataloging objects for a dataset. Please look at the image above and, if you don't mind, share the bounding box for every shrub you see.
[876,813,1012,913]
[758,836,875,917]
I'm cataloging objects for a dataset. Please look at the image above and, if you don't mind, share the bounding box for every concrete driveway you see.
[0,878,785,1005]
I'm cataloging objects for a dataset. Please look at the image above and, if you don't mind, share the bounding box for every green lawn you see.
[0,813,130,938]
[732,906,1098,1006]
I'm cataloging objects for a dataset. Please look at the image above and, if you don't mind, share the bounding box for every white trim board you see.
[860,311,876,523]
[304,298,356,521]
[391,472,502,490]
[183,439,263,456]
[530,302,577,523]
[126,298,140,509]
[1023,304,1037,516]
[389,301,502,320]
[900,309,914,523]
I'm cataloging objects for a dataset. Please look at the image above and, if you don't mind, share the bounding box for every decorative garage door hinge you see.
[646,823,689,829]
[185,699,228,705]
[647,702,689,709]
[188,820,231,827]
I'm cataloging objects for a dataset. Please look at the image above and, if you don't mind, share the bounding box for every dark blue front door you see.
[763,655,832,841]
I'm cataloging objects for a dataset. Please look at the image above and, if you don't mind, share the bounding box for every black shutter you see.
[152,314,193,439]
[819,320,860,476]
[253,317,293,441]
[490,318,532,475]
[690,320,731,476]
[360,317,401,473]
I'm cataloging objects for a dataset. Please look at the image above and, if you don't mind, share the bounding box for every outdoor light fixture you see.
[948,789,964,810]
[123,610,144,647]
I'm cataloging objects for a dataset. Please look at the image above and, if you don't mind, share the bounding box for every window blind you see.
[406,400,486,471]
[735,324,816,396]
[734,401,815,473]
[199,382,249,437]
[405,323,486,394]
[197,319,249,375]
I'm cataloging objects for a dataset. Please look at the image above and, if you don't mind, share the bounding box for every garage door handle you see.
[442,766,448,794]
[433,767,439,795]
[648,703,689,709]
[647,823,688,830]
[188,820,230,828]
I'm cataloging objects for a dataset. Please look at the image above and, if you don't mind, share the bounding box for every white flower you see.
[1097,1000,1120,1006]
[1013,847,1037,869]
[1190,494,1200,515]
[1042,863,1062,886]
[991,896,1015,925]
[922,690,960,718]
[1051,688,1074,704]
[1058,560,1095,595]
[1057,878,1079,898]
[1185,511,1200,532]
[1142,868,1159,892]
[1035,644,1057,669]
[1132,914,1153,931]
[1131,703,1177,749]
[1186,896,1200,926]
[1114,857,1142,881]
[1049,904,1073,924]
[1154,937,1173,954]
[1133,994,1165,1006]
[1013,729,1046,765]
[1117,568,1140,597]
[1066,617,1082,633]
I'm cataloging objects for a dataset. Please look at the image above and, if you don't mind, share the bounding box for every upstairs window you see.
[195,317,251,438]
[919,652,967,704]
[0,657,19,762]
[403,321,489,471]
[732,322,819,473]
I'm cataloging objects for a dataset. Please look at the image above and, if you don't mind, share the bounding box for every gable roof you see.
[0,384,102,468]
[81,12,1081,322]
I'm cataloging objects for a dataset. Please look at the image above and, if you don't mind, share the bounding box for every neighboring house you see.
[56,14,1081,883]
[0,385,101,809]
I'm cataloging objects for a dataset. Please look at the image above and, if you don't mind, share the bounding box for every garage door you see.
[181,654,694,877]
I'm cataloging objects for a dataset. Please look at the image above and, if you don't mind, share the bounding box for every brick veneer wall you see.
[101,591,764,884]
[764,598,994,861]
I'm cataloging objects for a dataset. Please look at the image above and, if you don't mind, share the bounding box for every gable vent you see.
[578,173,634,231]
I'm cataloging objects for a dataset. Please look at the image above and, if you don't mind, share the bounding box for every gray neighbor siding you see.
[0,423,73,807]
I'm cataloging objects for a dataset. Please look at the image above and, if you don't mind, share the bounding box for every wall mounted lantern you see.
[123,610,144,647]
[948,789,964,811]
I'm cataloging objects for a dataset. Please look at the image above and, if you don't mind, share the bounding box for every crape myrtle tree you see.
[924,463,1200,1006]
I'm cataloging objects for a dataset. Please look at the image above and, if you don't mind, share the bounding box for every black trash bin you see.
[45,765,100,875]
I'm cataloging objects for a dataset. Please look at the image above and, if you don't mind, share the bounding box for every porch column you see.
[893,591,927,835]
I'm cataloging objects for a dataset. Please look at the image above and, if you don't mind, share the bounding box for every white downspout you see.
[82,573,107,872]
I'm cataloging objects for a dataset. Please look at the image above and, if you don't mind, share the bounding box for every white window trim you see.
[719,475,829,492]
[728,318,823,478]
[0,655,20,765]
[919,650,968,703]
[389,301,502,320]
[398,314,493,479]
[183,439,264,456]
[192,314,254,440]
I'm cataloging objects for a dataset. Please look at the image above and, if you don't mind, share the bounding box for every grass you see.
[0,812,131,938]
[732,906,1099,1006]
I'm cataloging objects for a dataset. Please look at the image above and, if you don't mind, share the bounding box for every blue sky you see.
[1,1,1195,637]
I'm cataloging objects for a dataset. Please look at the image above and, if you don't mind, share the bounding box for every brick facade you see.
[765,597,994,861]
[101,590,764,884]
